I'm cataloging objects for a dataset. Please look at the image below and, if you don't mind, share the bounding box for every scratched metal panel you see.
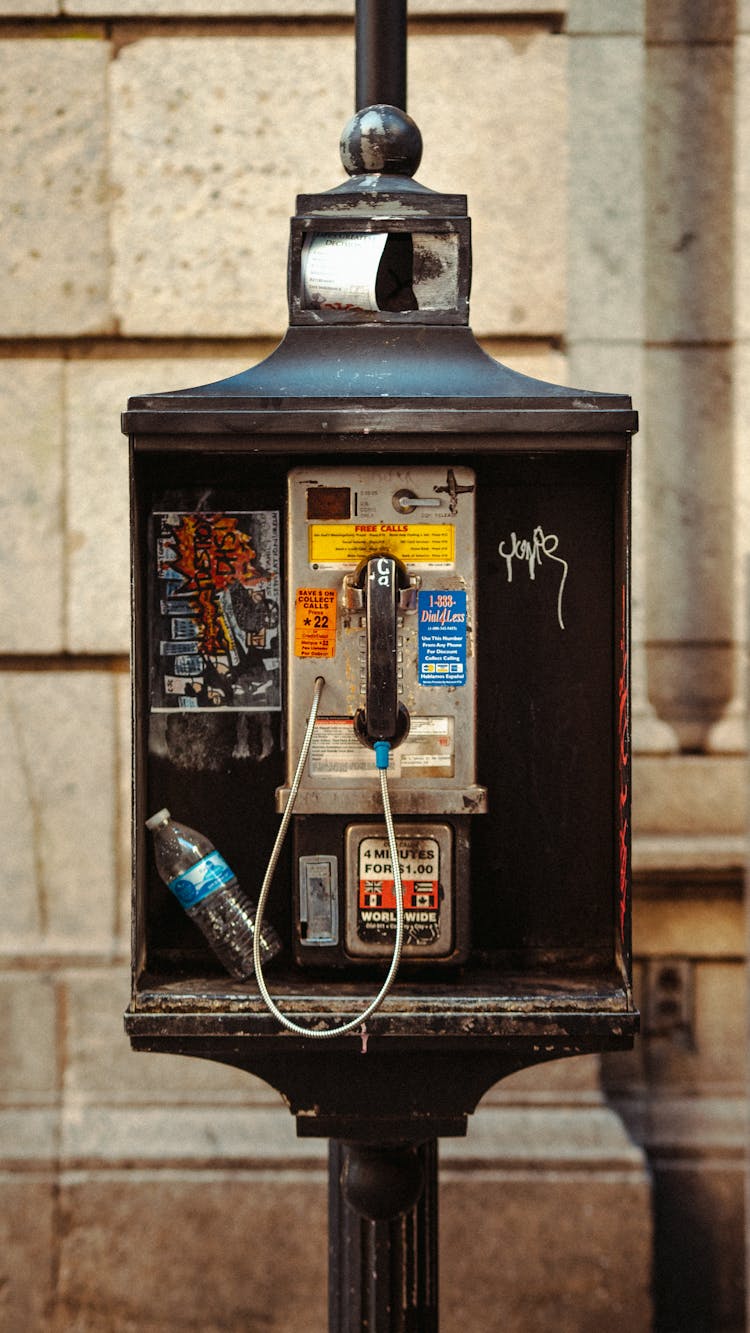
[472,452,620,955]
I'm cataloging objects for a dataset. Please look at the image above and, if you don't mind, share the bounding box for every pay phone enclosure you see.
[130,442,632,1030]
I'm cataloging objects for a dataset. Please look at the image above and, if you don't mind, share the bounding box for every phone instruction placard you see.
[417,589,467,686]
[308,716,455,779]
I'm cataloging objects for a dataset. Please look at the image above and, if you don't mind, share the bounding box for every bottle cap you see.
[145,808,171,830]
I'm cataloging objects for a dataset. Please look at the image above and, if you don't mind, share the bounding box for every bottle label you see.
[169,850,235,908]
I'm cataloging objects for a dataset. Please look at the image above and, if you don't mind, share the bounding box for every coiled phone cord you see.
[252,675,405,1038]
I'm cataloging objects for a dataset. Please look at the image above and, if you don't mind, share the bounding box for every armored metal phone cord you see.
[252,675,405,1039]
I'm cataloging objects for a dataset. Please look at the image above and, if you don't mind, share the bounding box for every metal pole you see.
[329,1139,439,1332]
[355,0,408,111]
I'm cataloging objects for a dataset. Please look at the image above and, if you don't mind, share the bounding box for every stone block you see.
[110,36,349,338]
[633,832,747,878]
[567,0,644,34]
[65,364,131,655]
[440,1162,652,1331]
[65,356,251,654]
[736,40,750,337]
[443,1104,645,1169]
[63,966,282,1103]
[631,1093,746,1158]
[734,342,750,554]
[633,897,745,960]
[412,31,566,335]
[0,672,118,955]
[646,43,734,343]
[695,961,747,1085]
[643,346,734,667]
[615,928,747,1326]
[61,1104,325,1165]
[0,1175,56,1330]
[0,972,58,1098]
[480,340,569,388]
[646,0,735,41]
[0,361,65,653]
[56,1171,327,1329]
[1,0,59,12]
[632,755,747,835]
[110,32,566,337]
[567,36,644,341]
[481,1051,602,1102]
[0,1108,59,1162]
[0,40,112,336]
[0,679,40,947]
[565,340,641,399]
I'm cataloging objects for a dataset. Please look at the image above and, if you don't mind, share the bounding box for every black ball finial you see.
[340,105,423,178]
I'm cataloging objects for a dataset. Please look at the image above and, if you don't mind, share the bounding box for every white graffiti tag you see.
[498,527,569,630]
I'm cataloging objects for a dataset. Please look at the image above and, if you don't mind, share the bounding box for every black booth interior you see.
[131,440,630,1023]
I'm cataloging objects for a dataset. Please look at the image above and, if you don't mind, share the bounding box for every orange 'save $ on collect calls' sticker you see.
[294,587,337,658]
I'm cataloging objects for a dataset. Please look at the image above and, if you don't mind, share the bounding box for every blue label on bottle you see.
[169,850,235,908]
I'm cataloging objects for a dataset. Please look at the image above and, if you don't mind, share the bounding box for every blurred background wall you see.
[0,1,745,1329]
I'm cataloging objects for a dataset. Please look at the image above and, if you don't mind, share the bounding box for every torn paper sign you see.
[301,232,388,312]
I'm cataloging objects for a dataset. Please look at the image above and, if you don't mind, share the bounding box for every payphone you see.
[125,99,638,1142]
[281,463,484,971]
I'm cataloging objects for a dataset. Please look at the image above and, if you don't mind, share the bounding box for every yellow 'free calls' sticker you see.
[308,524,455,566]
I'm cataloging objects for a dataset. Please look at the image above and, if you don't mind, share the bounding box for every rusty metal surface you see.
[122,1027,636,1142]
[123,328,636,430]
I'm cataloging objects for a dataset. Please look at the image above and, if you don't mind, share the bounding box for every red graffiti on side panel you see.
[617,584,629,941]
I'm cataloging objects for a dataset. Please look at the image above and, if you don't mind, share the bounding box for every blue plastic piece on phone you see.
[374,741,391,771]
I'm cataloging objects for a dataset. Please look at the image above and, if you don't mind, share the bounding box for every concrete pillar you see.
[644,3,738,752]
[708,18,750,751]
[567,0,678,753]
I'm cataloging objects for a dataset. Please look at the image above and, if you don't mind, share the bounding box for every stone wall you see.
[0,1,744,1329]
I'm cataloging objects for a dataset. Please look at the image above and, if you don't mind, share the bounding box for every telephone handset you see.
[276,465,486,971]
[352,553,411,750]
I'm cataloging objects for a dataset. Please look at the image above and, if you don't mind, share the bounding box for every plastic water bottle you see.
[145,809,281,980]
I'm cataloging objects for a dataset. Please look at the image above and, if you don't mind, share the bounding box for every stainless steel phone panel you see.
[278,465,486,816]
